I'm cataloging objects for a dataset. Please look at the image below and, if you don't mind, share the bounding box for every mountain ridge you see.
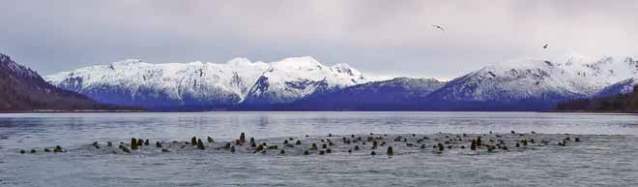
[0,53,116,112]
[424,56,638,110]
[45,55,638,111]
[47,56,369,110]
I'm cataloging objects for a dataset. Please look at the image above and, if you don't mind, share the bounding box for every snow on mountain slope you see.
[46,53,638,111]
[243,57,367,105]
[427,56,638,109]
[46,57,369,109]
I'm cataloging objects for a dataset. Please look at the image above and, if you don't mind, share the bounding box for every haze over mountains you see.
[44,54,638,111]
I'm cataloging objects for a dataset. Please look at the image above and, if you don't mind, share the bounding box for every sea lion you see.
[131,138,138,150]
[197,139,205,150]
[387,146,394,156]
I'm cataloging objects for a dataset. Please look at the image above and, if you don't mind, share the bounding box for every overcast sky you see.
[1,0,637,79]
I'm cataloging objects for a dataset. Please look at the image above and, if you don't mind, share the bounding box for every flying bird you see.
[543,44,548,49]
[432,24,445,31]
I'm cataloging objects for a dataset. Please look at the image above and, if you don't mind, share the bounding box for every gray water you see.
[1,112,638,186]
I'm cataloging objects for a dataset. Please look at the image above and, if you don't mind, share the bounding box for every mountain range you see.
[44,54,638,111]
[46,57,368,110]
[423,56,638,110]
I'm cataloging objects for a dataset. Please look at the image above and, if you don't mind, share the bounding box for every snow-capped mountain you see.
[426,56,638,110]
[243,57,367,105]
[290,77,445,110]
[46,57,369,109]
[46,54,638,111]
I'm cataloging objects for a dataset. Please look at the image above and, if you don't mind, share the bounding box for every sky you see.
[1,0,637,80]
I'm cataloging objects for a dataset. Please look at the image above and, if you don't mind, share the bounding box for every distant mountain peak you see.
[111,59,145,66]
[0,53,40,79]
[275,56,320,65]
[227,57,262,66]
[0,53,10,62]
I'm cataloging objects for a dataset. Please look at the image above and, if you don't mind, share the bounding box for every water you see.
[1,112,638,186]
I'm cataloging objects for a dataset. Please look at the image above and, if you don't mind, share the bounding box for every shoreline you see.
[1,109,636,114]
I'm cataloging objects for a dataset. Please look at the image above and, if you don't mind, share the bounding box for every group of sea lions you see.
[18,131,582,156]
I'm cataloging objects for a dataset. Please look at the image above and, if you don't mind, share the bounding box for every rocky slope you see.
[0,53,109,112]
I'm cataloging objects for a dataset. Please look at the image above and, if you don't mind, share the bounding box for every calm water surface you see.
[1,112,637,186]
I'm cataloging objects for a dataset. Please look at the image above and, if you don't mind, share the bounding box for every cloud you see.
[1,0,637,79]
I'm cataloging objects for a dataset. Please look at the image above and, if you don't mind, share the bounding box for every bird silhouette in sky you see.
[432,24,445,31]
[543,44,549,49]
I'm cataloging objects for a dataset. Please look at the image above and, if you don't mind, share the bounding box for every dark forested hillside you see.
[555,85,638,112]
[0,53,117,112]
